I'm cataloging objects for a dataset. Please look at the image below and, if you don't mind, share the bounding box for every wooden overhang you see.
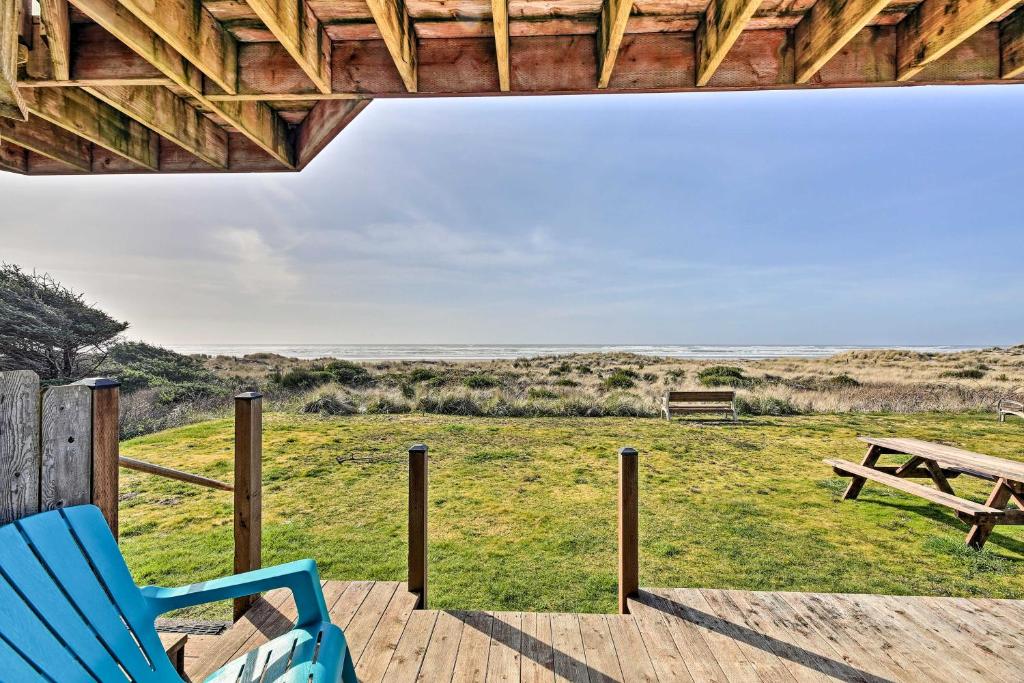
[2,0,1023,174]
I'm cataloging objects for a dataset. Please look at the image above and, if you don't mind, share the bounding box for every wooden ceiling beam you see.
[295,98,370,169]
[0,139,28,173]
[69,0,294,167]
[364,0,418,91]
[695,0,763,86]
[38,0,71,81]
[86,85,229,168]
[897,0,1020,81]
[794,0,889,83]
[1,0,28,119]
[20,86,158,169]
[0,113,91,170]
[1000,8,1024,79]
[597,0,633,88]
[109,0,239,94]
[492,0,510,91]
[243,0,332,94]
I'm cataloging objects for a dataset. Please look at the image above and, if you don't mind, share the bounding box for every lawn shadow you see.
[861,497,1024,556]
[634,590,895,683]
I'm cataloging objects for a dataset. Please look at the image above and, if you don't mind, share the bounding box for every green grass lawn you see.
[119,412,1024,620]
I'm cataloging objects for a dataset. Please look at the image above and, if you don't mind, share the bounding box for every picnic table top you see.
[858,437,1024,483]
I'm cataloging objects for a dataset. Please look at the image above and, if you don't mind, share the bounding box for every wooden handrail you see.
[118,456,233,492]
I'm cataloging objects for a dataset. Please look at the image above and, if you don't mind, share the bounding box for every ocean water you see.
[168,344,979,361]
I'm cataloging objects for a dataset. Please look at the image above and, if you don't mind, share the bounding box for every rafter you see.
[695,0,763,86]
[39,0,71,81]
[0,113,91,170]
[295,98,370,169]
[111,0,239,94]
[897,0,1019,81]
[0,139,27,172]
[1001,7,1024,79]
[1,0,28,119]
[243,0,332,94]
[86,85,229,169]
[69,0,294,167]
[20,86,158,169]
[492,0,510,91]
[364,0,417,92]
[597,0,634,88]
[794,0,889,83]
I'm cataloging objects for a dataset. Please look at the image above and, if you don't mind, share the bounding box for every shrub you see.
[576,365,593,374]
[302,393,357,416]
[828,374,860,387]
[602,370,636,389]
[528,387,559,400]
[553,378,579,387]
[365,395,412,414]
[324,360,372,386]
[735,395,800,416]
[642,372,657,383]
[279,367,333,390]
[940,368,985,379]
[665,369,685,381]
[102,342,222,402]
[417,393,484,416]
[698,365,750,388]
[408,368,438,383]
[602,393,656,417]
[463,373,499,389]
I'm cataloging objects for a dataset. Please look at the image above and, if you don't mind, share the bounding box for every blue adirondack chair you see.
[0,505,357,683]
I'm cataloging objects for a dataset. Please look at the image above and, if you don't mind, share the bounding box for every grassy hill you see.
[119,411,1024,620]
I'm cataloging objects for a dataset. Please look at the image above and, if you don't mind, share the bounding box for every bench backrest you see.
[0,505,180,681]
[667,391,735,403]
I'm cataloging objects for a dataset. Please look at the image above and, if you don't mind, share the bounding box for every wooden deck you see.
[187,581,1024,682]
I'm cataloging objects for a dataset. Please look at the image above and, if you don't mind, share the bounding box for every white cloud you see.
[212,228,301,296]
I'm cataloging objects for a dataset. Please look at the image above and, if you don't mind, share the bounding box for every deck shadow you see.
[635,589,895,683]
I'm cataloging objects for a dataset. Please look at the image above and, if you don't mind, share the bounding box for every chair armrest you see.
[140,559,330,627]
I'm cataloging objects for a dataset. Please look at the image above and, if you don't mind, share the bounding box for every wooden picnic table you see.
[826,437,1024,549]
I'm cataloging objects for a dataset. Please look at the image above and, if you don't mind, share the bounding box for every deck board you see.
[188,582,1024,682]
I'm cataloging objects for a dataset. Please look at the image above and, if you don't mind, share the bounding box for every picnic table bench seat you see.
[663,391,737,420]
[999,398,1024,422]
[827,437,1024,549]
[0,505,357,683]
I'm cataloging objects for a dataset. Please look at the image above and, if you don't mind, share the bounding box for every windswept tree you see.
[0,264,128,382]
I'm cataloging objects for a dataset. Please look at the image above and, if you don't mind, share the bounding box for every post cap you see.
[619,447,638,457]
[74,377,121,388]
[235,391,263,400]
[409,444,428,455]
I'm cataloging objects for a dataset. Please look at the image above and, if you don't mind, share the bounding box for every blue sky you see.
[2,85,1022,346]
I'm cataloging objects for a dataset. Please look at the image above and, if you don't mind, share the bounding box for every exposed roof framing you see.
[3,0,1023,175]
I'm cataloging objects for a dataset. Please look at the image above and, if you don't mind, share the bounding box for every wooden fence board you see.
[0,371,41,523]
[40,384,92,511]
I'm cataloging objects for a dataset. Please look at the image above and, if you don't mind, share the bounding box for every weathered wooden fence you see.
[0,369,263,620]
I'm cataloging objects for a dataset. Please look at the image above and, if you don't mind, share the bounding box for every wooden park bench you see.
[663,390,737,421]
[999,398,1024,422]
[826,437,1024,549]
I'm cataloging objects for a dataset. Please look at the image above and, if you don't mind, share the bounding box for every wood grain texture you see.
[896,0,1019,80]
[1,0,28,119]
[39,0,71,80]
[1001,8,1024,78]
[695,0,763,85]
[0,114,91,170]
[85,84,229,168]
[492,0,510,90]
[0,371,40,524]
[295,97,369,169]
[365,0,418,91]
[113,0,240,93]
[618,447,639,614]
[40,384,91,511]
[0,138,27,172]
[597,0,634,87]
[233,392,263,621]
[20,86,158,169]
[243,0,332,93]
[407,444,428,607]
[88,382,119,536]
[793,0,889,82]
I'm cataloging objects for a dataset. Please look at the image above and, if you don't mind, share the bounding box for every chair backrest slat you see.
[0,633,52,682]
[0,370,41,524]
[0,525,128,681]
[16,510,157,679]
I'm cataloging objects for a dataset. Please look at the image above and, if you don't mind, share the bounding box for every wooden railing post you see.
[77,378,121,537]
[233,391,262,621]
[408,443,428,608]
[618,446,639,614]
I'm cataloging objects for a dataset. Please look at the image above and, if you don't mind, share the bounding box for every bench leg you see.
[966,479,1014,548]
[843,445,882,500]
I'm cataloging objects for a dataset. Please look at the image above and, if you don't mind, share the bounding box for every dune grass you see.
[118,411,1024,620]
